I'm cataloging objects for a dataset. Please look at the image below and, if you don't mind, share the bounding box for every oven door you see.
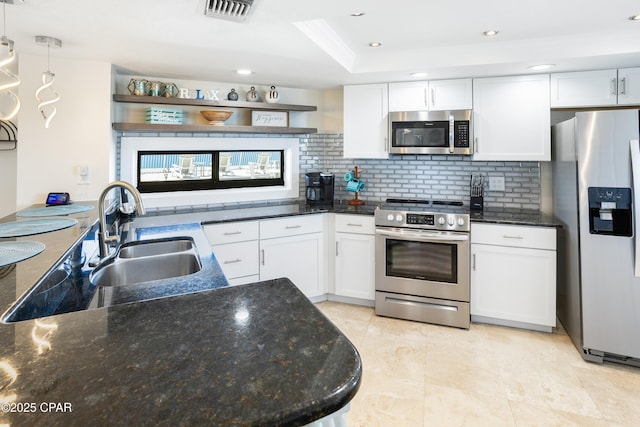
[375,227,470,302]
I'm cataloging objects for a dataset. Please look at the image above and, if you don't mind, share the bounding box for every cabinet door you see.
[212,240,259,281]
[388,81,429,111]
[260,233,326,299]
[471,243,556,328]
[617,67,640,105]
[472,74,551,161]
[428,79,473,111]
[334,233,375,300]
[343,84,389,159]
[550,69,618,108]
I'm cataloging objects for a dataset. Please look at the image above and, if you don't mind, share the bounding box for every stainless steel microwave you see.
[389,110,473,155]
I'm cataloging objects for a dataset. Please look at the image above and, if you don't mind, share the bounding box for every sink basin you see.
[117,238,195,259]
[89,236,202,288]
[90,253,201,287]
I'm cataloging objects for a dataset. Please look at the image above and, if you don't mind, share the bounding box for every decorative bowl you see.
[200,110,233,126]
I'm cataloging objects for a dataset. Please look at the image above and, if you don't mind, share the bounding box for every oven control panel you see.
[375,208,470,231]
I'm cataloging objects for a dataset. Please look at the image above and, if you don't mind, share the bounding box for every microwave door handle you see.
[629,139,640,277]
[449,114,455,153]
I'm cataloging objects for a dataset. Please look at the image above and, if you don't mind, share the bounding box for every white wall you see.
[16,54,112,209]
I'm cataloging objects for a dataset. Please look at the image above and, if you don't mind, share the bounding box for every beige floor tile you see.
[424,383,516,427]
[508,400,620,427]
[314,302,640,426]
[347,373,425,427]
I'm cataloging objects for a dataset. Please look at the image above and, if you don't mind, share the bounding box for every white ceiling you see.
[6,0,640,89]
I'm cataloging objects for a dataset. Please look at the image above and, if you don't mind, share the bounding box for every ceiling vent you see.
[204,0,254,23]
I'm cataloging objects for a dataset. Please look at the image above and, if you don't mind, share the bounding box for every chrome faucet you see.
[97,180,146,258]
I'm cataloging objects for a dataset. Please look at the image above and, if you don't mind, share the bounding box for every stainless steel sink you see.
[89,236,202,288]
[117,238,196,259]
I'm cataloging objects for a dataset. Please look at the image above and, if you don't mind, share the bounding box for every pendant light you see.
[34,35,61,128]
[0,0,20,121]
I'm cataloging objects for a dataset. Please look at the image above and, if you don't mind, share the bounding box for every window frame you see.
[136,149,285,193]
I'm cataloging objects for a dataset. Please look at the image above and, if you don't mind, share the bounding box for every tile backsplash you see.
[116,133,541,211]
[299,134,541,210]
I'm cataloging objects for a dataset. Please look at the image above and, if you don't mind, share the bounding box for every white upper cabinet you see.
[388,79,472,111]
[388,81,429,111]
[472,74,551,161]
[550,69,618,107]
[550,67,640,107]
[428,79,473,111]
[617,67,640,105]
[343,84,389,159]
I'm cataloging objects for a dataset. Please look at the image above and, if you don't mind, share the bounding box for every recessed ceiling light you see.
[528,64,555,71]
[351,12,365,17]
[369,42,382,47]
[410,72,428,78]
[482,30,499,36]
[629,14,640,21]
[236,69,253,75]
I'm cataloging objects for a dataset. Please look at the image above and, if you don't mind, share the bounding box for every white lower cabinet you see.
[334,214,375,302]
[259,215,327,300]
[203,221,260,286]
[213,241,260,286]
[470,223,557,332]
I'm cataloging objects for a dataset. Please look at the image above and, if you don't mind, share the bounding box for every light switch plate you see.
[489,176,505,192]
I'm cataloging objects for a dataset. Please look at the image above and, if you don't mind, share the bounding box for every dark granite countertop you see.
[469,208,560,228]
[0,204,361,426]
[0,279,361,426]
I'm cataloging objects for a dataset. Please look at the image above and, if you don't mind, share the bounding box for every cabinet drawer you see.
[335,214,375,235]
[203,221,259,245]
[471,223,556,250]
[260,214,323,239]
[212,241,259,279]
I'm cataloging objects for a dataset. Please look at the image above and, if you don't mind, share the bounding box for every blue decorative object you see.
[345,166,365,205]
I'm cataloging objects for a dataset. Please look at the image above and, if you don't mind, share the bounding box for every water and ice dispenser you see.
[588,187,633,236]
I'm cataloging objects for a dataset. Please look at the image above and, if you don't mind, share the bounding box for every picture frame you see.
[251,110,289,127]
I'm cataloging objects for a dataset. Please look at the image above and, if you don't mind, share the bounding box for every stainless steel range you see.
[375,200,470,329]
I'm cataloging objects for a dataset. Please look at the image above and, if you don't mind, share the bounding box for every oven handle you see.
[375,228,469,242]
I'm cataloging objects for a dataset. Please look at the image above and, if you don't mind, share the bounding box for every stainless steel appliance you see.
[305,172,334,206]
[389,110,472,155]
[375,200,471,328]
[552,109,640,366]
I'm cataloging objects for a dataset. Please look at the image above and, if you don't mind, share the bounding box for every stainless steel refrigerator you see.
[552,109,640,366]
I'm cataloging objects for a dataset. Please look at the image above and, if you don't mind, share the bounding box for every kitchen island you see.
[0,205,361,426]
[0,279,361,426]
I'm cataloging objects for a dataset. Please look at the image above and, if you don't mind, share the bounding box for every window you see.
[120,136,299,208]
[137,150,284,193]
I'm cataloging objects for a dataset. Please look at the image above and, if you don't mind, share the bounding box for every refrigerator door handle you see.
[629,139,640,277]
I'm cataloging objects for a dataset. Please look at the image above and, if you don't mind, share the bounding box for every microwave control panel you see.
[454,122,470,147]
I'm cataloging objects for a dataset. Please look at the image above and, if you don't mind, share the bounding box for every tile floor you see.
[316,301,640,427]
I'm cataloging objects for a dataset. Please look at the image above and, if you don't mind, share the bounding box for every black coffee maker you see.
[305,172,334,206]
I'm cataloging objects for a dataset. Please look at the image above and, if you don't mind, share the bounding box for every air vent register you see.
[204,0,254,23]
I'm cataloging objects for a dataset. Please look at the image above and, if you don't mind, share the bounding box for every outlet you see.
[489,176,505,192]
[77,165,91,185]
